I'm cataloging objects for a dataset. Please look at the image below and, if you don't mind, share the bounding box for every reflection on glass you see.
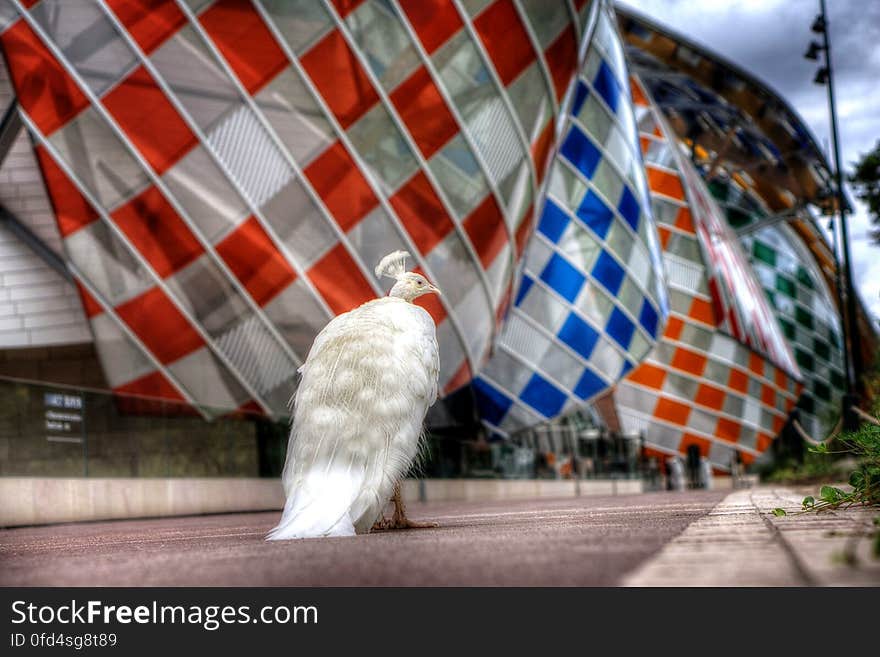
[48,108,151,212]
[150,25,241,133]
[255,67,335,167]
[65,220,153,306]
[346,103,418,194]
[345,0,420,91]
[161,145,249,242]
[260,0,333,55]
[429,134,488,217]
[32,0,138,96]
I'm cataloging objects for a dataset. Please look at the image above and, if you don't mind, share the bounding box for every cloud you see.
[617,0,880,323]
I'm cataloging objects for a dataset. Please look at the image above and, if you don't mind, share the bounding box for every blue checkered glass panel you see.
[473,2,667,436]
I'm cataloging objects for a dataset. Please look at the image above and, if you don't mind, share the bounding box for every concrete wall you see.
[0,344,109,390]
[400,478,645,502]
[1,477,653,527]
[0,477,284,527]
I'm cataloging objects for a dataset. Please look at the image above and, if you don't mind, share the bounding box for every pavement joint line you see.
[749,488,817,587]
[620,488,808,586]
[755,487,880,586]
[620,487,880,586]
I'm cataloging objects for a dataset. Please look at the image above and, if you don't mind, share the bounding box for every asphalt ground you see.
[0,490,726,586]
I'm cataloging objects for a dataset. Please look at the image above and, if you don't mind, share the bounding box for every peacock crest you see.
[374,250,411,281]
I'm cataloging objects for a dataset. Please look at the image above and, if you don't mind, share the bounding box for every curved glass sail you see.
[473,1,668,436]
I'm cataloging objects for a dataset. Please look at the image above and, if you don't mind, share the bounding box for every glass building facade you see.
[616,77,801,470]
[0,0,595,417]
[0,0,875,477]
[473,1,668,438]
[618,13,856,444]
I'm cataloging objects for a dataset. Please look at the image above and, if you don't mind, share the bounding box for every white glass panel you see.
[161,145,249,242]
[255,67,334,167]
[518,0,569,48]
[65,221,153,306]
[262,276,332,357]
[260,0,333,55]
[428,134,488,218]
[346,103,418,194]
[89,312,154,387]
[32,0,137,96]
[168,347,250,410]
[48,108,151,211]
[150,25,241,132]
[345,0,420,91]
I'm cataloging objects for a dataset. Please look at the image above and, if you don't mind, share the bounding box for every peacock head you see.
[389,272,442,301]
[374,250,442,302]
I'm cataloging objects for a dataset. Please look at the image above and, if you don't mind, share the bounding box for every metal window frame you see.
[21,112,266,415]
[99,0,333,361]
[248,0,482,381]
[390,0,518,306]
[0,98,22,168]
[564,0,583,45]
[451,0,541,226]
[511,0,562,125]
[17,111,211,418]
[323,0,498,348]
[13,1,287,417]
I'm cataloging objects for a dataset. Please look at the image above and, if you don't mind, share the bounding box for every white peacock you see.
[267,250,441,539]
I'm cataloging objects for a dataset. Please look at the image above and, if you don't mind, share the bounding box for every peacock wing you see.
[280,302,401,497]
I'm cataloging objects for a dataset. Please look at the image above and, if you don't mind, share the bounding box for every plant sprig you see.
[771,416,880,556]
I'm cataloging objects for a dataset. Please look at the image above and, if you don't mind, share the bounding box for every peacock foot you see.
[370,483,439,531]
[371,513,438,531]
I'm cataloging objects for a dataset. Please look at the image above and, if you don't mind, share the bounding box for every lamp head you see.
[804,41,823,61]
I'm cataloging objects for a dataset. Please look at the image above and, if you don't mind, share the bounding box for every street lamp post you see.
[805,0,862,430]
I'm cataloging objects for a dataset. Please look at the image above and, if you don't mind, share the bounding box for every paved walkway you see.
[1,487,877,586]
[1,491,722,586]
[624,487,880,586]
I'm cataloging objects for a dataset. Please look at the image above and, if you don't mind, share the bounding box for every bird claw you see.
[371,516,438,531]
[371,483,438,531]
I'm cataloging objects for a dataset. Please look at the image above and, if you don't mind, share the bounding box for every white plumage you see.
[267,251,440,540]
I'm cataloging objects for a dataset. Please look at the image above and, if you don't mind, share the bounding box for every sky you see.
[616,0,880,325]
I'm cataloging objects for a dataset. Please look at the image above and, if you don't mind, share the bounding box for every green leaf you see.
[820,485,841,502]
[849,471,865,489]
[772,508,787,517]
[802,496,815,509]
